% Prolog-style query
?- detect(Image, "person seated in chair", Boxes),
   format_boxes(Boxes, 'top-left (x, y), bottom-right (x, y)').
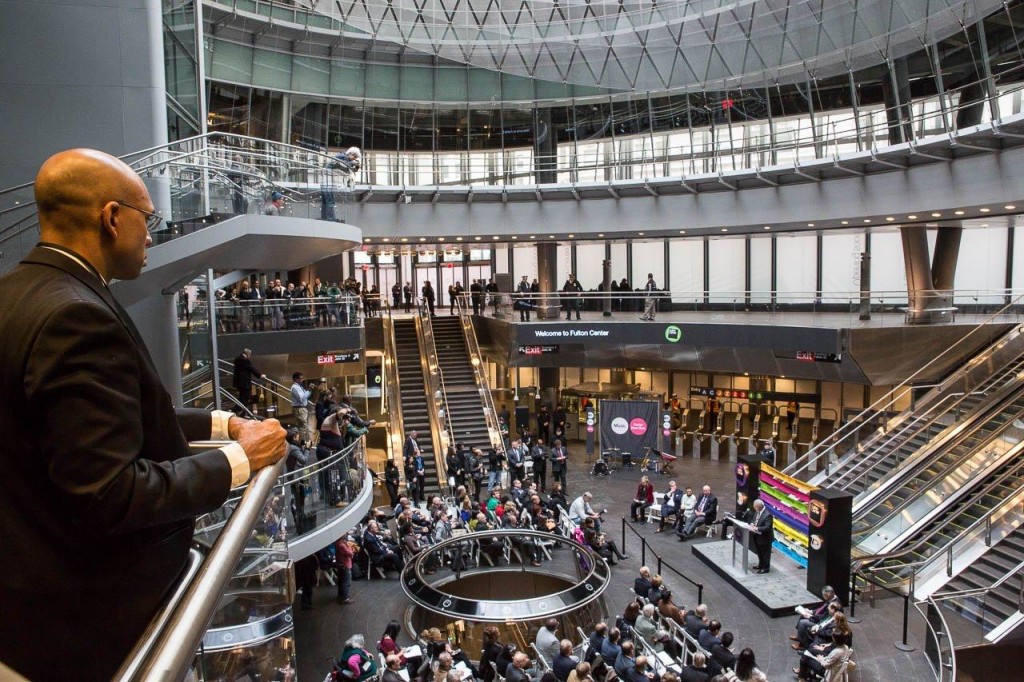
top-left (678, 485), bottom-right (718, 540)
top-left (794, 632), bottom-right (852, 682)
top-left (363, 521), bottom-right (403, 573)
top-left (656, 481), bottom-right (683, 532)
top-left (678, 652), bottom-right (710, 682)
top-left (599, 627), bottom-right (622, 666)
top-left (634, 565), bottom-right (653, 601)
top-left (552, 639), bottom-right (580, 682)
top-left (506, 651), bottom-right (540, 682)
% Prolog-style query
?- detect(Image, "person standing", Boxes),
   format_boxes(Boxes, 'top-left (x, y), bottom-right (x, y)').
top-left (516, 275), bottom-right (533, 321)
top-left (531, 437), bottom-right (549, 492)
top-left (750, 499), bottom-right (775, 573)
top-left (384, 460), bottom-right (401, 507)
top-left (561, 273), bottom-right (584, 320)
top-left (537, 404), bottom-right (552, 442)
top-left (551, 439), bottom-right (569, 491)
top-left (233, 348), bottom-right (266, 414)
top-left (422, 280), bottom-right (436, 316)
top-left (470, 279), bottom-right (485, 315)
top-left (787, 400), bottom-right (799, 434)
top-left (0, 149), bottom-right (287, 681)
top-left (506, 438), bottom-right (527, 484)
top-left (403, 281), bottom-right (413, 313)
top-left (290, 372), bottom-right (313, 444)
top-left (486, 278), bottom-right (500, 315)
top-left (639, 272), bottom-right (658, 321)
top-left (391, 282), bottom-right (402, 310)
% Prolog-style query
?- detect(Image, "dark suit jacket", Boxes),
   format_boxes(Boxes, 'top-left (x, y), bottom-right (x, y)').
top-left (0, 245), bottom-right (233, 681)
top-left (232, 352), bottom-right (261, 391)
top-left (679, 665), bottom-right (710, 682)
top-left (634, 576), bottom-right (653, 598)
top-left (692, 493), bottom-right (718, 523)
top-left (752, 506), bottom-right (775, 549)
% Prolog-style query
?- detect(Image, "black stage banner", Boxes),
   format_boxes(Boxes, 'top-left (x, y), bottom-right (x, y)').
top-left (598, 400), bottom-right (659, 455)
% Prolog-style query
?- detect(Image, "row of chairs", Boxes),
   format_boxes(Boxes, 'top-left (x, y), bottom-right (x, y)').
top-left (645, 496), bottom-right (718, 538)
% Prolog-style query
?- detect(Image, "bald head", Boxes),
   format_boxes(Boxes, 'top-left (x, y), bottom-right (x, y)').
top-left (34, 149), bottom-right (153, 281)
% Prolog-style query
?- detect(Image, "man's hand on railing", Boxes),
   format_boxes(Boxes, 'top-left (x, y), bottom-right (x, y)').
top-left (230, 417), bottom-right (288, 471)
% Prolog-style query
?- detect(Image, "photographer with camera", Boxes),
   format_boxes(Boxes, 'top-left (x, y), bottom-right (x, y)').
top-left (570, 491), bottom-right (612, 534)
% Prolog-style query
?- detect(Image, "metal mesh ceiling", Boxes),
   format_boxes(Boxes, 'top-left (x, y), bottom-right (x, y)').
top-left (300, 0), bottom-right (1001, 91)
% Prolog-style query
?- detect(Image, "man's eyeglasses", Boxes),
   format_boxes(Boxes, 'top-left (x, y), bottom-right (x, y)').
top-left (116, 201), bottom-right (164, 232)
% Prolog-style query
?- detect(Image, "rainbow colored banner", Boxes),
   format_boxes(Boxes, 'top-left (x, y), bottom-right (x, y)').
top-left (760, 463), bottom-right (816, 568)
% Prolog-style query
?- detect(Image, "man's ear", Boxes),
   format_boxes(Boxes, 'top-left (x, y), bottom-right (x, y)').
top-left (100, 201), bottom-right (120, 238)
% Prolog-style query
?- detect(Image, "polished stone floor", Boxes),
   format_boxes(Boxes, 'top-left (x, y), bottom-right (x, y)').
top-left (293, 452), bottom-right (937, 682)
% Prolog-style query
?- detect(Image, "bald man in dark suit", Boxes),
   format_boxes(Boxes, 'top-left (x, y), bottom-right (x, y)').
top-left (0, 149), bottom-right (287, 681)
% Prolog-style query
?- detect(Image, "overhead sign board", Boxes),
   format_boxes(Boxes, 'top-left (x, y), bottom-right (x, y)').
top-left (518, 345), bottom-right (559, 355)
top-left (317, 351), bottom-right (361, 365)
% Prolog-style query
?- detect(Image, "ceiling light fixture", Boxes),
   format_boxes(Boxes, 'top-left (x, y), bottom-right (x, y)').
top-left (954, 210), bottom-right (965, 215)
top-left (931, 212), bottom-right (942, 217)
top-left (980, 207), bottom-right (991, 212)
top-left (807, 223), bottom-right (815, 227)
top-left (1006, 205), bottom-right (1017, 210)
top-left (763, 225), bottom-right (771, 230)
top-left (885, 217), bottom-right (895, 222)
top-left (907, 215), bottom-right (918, 219)
top-left (840, 221), bottom-right (849, 225)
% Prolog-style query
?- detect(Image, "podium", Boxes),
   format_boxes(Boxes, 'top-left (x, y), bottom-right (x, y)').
top-left (728, 517), bottom-right (759, 575)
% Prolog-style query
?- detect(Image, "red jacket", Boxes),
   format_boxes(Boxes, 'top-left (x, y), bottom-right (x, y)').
top-left (635, 483), bottom-right (655, 505)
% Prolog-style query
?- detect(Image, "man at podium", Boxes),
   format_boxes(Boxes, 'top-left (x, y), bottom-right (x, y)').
top-left (750, 499), bottom-right (775, 574)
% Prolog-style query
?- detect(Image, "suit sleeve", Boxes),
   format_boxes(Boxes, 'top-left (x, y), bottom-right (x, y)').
top-left (25, 300), bottom-right (232, 536)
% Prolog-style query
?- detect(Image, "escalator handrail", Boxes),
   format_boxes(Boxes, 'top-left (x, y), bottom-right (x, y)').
top-left (826, 390), bottom-right (966, 490)
top-left (114, 457), bottom-right (287, 681)
top-left (413, 303), bottom-right (454, 489)
top-left (851, 381), bottom-right (1024, 520)
top-left (454, 297), bottom-right (508, 456)
top-left (786, 313), bottom-right (1024, 478)
top-left (854, 440), bottom-right (1024, 574)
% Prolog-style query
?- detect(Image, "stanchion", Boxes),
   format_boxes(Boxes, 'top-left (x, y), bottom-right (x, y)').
top-left (848, 571), bottom-right (862, 624)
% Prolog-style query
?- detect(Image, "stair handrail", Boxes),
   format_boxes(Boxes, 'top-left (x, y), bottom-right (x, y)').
top-left (454, 297), bottom-right (508, 457)
top-left (914, 594), bottom-right (958, 682)
top-left (785, 308), bottom-right (1024, 479)
top-left (114, 456), bottom-right (287, 680)
top-left (414, 303), bottom-right (454, 492)
top-left (930, 557), bottom-right (1024, 604)
top-left (851, 381), bottom-right (1024, 520)
top-left (902, 480), bottom-right (1024, 588)
top-left (853, 441), bottom-right (1024, 579)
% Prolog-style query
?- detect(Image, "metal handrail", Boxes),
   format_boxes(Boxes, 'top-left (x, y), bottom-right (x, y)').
top-left (414, 302), bottom-right (454, 490)
top-left (852, 390), bottom-right (1024, 531)
top-left (381, 309), bottom-right (408, 473)
top-left (786, 296), bottom-right (1024, 478)
top-left (115, 456), bottom-right (286, 681)
top-left (454, 296), bottom-right (508, 456)
top-left (854, 441), bottom-right (1024, 576)
top-left (915, 594), bottom-right (958, 682)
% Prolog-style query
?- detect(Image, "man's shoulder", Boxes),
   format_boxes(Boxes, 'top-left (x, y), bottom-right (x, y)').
top-left (0, 262), bottom-right (114, 333)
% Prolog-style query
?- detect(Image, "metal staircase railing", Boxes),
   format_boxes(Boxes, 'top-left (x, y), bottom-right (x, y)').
top-left (455, 297), bottom-right (508, 457)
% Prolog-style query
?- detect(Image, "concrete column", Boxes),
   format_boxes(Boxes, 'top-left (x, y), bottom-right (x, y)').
top-left (126, 293), bottom-right (183, 406)
top-left (932, 226), bottom-right (963, 291)
top-left (536, 242), bottom-right (560, 320)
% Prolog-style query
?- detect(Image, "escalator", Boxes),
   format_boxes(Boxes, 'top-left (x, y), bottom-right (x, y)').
top-left (857, 446), bottom-right (1024, 586)
top-left (810, 352), bottom-right (1024, 495)
top-left (854, 392), bottom-right (1024, 535)
top-left (431, 317), bottom-right (494, 452)
top-left (393, 318), bottom-right (442, 497)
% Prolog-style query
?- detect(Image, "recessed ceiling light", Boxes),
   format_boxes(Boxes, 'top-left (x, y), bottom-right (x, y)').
top-left (383, 237), bottom-right (390, 242)
top-left (840, 221), bottom-right (849, 225)
top-left (597, 233), bottom-right (604, 237)
top-left (763, 225), bottom-right (771, 230)
top-left (512, 236), bottom-right (518, 240)
top-left (549, 235), bottom-right (555, 239)
top-left (982, 223), bottom-right (989, 227)
top-left (954, 210), bottom-right (965, 215)
top-left (530, 235), bottom-right (536, 239)
top-left (931, 212), bottom-right (941, 217)
top-left (807, 223), bottom-right (815, 227)
top-left (401, 237), bottom-right (408, 242)
top-left (863, 219), bottom-right (871, 223)
top-left (721, 228), bottom-right (728, 232)
top-left (679, 230), bottom-right (687, 234)
top-left (456, 237), bottom-right (463, 241)
top-left (419, 237), bottom-right (426, 241)
top-left (638, 232), bottom-right (645, 236)
top-left (980, 207), bottom-right (991, 212)
top-left (438, 237), bottom-right (445, 241)
top-left (907, 215), bottom-right (917, 219)
top-left (493, 236), bottom-right (500, 240)
top-left (885, 217), bottom-right (895, 222)
top-left (1006, 205), bottom-right (1017, 210)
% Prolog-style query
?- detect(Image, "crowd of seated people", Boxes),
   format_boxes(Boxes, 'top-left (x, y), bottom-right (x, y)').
top-left (646, 480), bottom-right (719, 542)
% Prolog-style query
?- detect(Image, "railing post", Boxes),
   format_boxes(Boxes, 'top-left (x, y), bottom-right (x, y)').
top-left (848, 571), bottom-right (860, 622)
top-left (641, 539), bottom-right (646, 569)
top-left (657, 557), bottom-right (662, 576)
top-left (621, 517), bottom-right (626, 552)
top-left (896, 572), bottom-right (916, 652)
top-left (697, 583), bottom-right (704, 605)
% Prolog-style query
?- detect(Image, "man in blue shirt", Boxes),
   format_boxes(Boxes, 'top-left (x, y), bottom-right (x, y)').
top-left (290, 372), bottom-right (312, 444)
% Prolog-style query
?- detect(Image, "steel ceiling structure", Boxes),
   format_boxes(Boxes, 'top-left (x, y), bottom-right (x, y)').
top-left (298, 0), bottom-right (1002, 92)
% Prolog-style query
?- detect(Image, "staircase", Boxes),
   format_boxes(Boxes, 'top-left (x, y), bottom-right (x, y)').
top-left (431, 316), bottom-right (493, 453)
top-left (940, 526), bottom-right (1024, 631)
top-left (392, 318), bottom-right (442, 497)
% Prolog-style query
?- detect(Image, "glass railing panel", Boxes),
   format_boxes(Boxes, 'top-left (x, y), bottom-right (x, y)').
top-left (184, 295), bottom-right (364, 334)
